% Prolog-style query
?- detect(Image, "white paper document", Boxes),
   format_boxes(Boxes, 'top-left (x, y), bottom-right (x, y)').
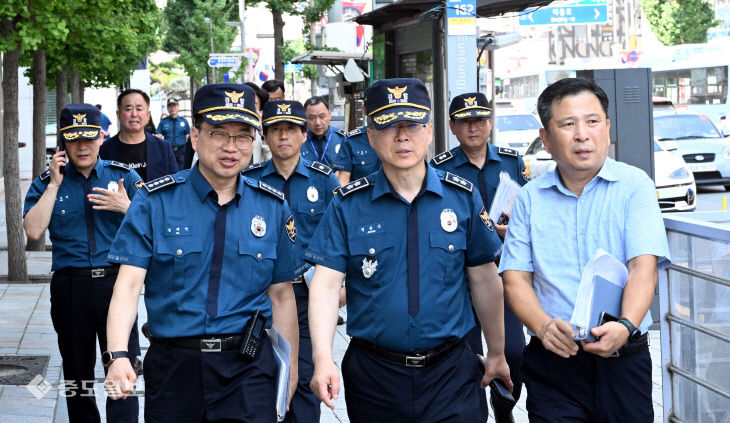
top-left (488, 171), bottom-right (522, 222)
top-left (267, 326), bottom-right (291, 422)
top-left (570, 249), bottom-right (628, 340)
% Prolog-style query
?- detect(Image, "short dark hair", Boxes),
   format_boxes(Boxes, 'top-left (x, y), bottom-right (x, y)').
top-left (244, 82), bottom-right (269, 109)
top-left (95, 104), bottom-right (102, 110)
top-left (304, 96), bottom-right (329, 111)
top-left (117, 88), bottom-right (151, 109)
top-left (261, 79), bottom-right (285, 94)
top-left (536, 77), bottom-right (609, 130)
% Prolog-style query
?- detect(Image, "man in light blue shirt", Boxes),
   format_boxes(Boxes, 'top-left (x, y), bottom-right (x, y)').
top-left (499, 78), bottom-right (670, 423)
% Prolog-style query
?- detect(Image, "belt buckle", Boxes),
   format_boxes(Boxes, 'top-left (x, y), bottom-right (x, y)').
top-left (405, 355), bottom-right (425, 367)
top-left (91, 268), bottom-right (105, 278)
top-left (200, 339), bottom-right (222, 352)
top-left (609, 349), bottom-right (621, 358)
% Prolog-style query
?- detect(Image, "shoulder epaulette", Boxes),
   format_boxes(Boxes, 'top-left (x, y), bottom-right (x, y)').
top-left (431, 150), bottom-right (454, 166)
top-left (241, 162), bottom-right (265, 174)
top-left (256, 181), bottom-right (285, 201)
top-left (444, 172), bottom-right (473, 192)
top-left (347, 128), bottom-right (362, 137)
top-left (40, 169), bottom-right (51, 181)
top-left (144, 174), bottom-right (179, 193)
top-left (498, 147), bottom-right (517, 157)
top-left (108, 160), bottom-right (131, 171)
top-left (335, 177), bottom-right (371, 197)
top-left (309, 161), bottom-right (332, 176)
top-left (336, 128), bottom-right (348, 136)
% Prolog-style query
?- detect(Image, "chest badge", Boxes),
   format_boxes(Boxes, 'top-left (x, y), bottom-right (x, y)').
top-left (307, 186), bottom-right (319, 203)
top-left (107, 181), bottom-right (119, 193)
top-left (440, 209), bottom-right (458, 232)
top-left (251, 215), bottom-right (267, 238)
top-left (180, 121), bottom-right (185, 127)
top-left (362, 257), bottom-right (378, 279)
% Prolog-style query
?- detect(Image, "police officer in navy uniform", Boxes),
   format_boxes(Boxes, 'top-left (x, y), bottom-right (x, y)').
top-left (104, 83), bottom-right (302, 422)
top-left (156, 98), bottom-right (191, 170)
top-left (243, 100), bottom-right (340, 423)
top-left (306, 78), bottom-right (512, 423)
top-left (333, 107), bottom-right (380, 185)
top-left (431, 92), bottom-right (530, 422)
top-left (23, 104), bottom-right (143, 422)
top-left (301, 96), bottom-right (347, 167)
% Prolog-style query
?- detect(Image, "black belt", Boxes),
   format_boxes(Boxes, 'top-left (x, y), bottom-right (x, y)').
top-left (55, 266), bottom-right (118, 278)
top-left (152, 334), bottom-right (244, 352)
top-left (351, 337), bottom-right (463, 368)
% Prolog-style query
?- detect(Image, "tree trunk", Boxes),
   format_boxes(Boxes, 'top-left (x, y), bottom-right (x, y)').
top-left (2, 21), bottom-right (29, 281)
top-left (70, 67), bottom-right (81, 103)
top-left (56, 64), bottom-right (68, 121)
top-left (190, 76), bottom-right (198, 106)
top-left (28, 49), bottom-right (46, 252)
top-left (79, 80), bottom-right (85, 103)
top-left (273, 9), bottom-right (285, 82)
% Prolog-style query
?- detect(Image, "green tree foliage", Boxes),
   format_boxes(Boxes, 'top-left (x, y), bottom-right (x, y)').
top-left (641, 0), bottom-right (719, 45)
top-left (163, 0), bottom-right (239, 86)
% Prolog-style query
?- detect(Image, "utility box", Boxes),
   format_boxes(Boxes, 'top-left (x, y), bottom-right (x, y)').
top-left (576, 68), bottom-right (655, 181)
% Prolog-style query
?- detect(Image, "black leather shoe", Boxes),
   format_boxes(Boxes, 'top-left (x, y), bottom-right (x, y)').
top-left (491, 397), bottom-right (515, 423)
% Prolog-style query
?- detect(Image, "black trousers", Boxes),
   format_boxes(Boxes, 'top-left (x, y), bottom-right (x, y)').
top-left (342, 339), bottom-right (482, 423)
top-left (282, 282), bottom-right (320, 423)
top-left (464, 299), bottom-right (525, 419)
top-left (522, 337), bottom-right (653, 423)
top-left (173, 144), bottom-right (187, 171)
top-left (143, 336), bottom-right (277, 423)
top-left (50, 271), bottom-right (140, 423)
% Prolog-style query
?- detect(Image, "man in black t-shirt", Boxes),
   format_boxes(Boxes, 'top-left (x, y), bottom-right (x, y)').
top-left (100, 89), bottom-right (178, 182)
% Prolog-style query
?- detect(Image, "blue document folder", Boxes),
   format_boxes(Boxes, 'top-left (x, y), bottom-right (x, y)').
top-left (573, 275), bottom-right (624, 343)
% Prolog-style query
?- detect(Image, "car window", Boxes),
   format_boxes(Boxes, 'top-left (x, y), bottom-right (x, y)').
top-left (526, 138), bottom-right (544, 155)
top-left (496, 115), bottom-right (542, 131)
top-left (654, 114), bottom-right (723, 140)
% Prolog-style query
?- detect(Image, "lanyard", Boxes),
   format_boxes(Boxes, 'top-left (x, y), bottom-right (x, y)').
top-left (309, 130), bottom-right (332, 163)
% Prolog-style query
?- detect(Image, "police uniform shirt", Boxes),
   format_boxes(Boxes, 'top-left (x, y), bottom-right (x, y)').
top-left (498, 158), bottom-right (671, 335)
top-left (301, 126), bottom-right (346, 168)
top-left (107, 164), bottom-right (304, 338)
top-left (242, 159), bottom-right (340, 252)
top-left (431, 144), bottom-right (530, 211)
top-left (333, 126), bottom-right (380, 181)
top-left (23, 160), bottom-right (142, 270)
top-left (305, 164), bottom-right (503, 351)
top-left (157, 115), bottom-right (190, 147)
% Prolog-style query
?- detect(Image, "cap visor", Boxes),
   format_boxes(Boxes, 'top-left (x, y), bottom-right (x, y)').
top-left (201, 110), bottom-right (261, 131)
top-left (451, 108), bottom-right (492, 119)
top-left (61, 128), bottom-right (100, 141)
top-left (262, 116), bottom-right (306, 127)
top-left (370, 106), bottom-right (430, 130)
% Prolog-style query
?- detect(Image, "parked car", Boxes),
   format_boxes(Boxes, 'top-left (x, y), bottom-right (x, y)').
top-left (653, 112), bottom-right (730, 191)
top-left (492, 111), bottom-right (542, 155)
top-left (522, 137), bottom-right (696, 212)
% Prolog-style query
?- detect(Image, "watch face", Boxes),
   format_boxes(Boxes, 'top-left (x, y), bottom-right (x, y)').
top-left (102, 351), bottom-right (113, 366)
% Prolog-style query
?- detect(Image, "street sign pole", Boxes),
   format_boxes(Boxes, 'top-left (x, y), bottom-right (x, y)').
top-left (446, 0), bottom-right (477, 149)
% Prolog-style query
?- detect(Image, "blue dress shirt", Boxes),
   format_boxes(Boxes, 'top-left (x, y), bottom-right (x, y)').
top-left (305, 164), bottom-right (503, 351)
top-left (498, 158), bottom-right (671, 334)
top-left (301, 126), bottom-right (346, 167)
top-left (23, 160), bottom-right (142, 270)
top-left (156, 115), bottom-right (190, 147)
top-left (333, 126), bottom-right (380, 180)
top-left (107, 164), bottom-right (305, 338)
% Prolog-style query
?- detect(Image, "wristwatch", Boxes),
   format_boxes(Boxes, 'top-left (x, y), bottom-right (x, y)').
top-left (102, 350), bottom-right (130, 367)
top-left (618, 318), bottom-right (641, 342)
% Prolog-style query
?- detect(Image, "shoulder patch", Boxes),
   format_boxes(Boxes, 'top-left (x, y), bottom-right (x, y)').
top-left (257, 181), bottom-right (285, 201)
top-left (309, 161), bottom-right (333, 176)
top-left (135, 180), bottom-right (145, 189)
top-left (144, 175), bottom-right (178, 193)
top-left (444, 172), bottom-right (473, 192)
top-left (334, 177), bottom-right (371, 197)
top-left (40, 169), bottom-right (51, 181)
top-left (108, 160), bottom-right (131, 171)
top-left (241, 162), bottom-right (265, 174)
top-left (336, 128), bottom-right (348, 136)
top-left (498, 147), bottom-right (517, 157)
top-left (347, 128), bottom-right (362, 137)
top-left (431, 150), bottom-right (454, 166)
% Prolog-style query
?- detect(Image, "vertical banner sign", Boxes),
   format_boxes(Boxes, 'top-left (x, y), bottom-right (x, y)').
top-left (446, 0), bottom-right (477, 148)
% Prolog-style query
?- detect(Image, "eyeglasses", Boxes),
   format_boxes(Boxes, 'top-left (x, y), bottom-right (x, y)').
top-left (208, 131), bottom-right (254, 149)
top-left (379, 123), bottom-right (427, 138)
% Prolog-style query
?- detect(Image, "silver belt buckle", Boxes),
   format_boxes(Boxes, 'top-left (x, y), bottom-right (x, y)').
top-left (200, 339), bottom-right (222, 352)
top-left (91, 268), bottom-right (105, 278)
top-left (405, 355), bottom-right (425, 367)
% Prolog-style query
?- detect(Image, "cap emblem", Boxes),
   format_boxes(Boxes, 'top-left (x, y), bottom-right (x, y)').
top-left (464, 96), bottom-right (477, 107)
top-left (225, 90), bottom-right (245, 107)
top-left (387, 86), bottom-right (408, 103)
top-left (72, 114), bottom-right (87, 125)
top-left (277, 104), bottom-right (291, 114)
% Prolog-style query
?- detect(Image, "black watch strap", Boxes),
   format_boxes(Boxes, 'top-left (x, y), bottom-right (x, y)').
top-left (102, 350), bottom-right (130, 367)
top-left (618, 318), bottom-right (641, 342)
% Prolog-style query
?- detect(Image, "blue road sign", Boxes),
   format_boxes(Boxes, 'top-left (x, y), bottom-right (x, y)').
top-left (520, 2), bottom-right (608, 26)
top-left (207, 56), bottom-right (240, 67)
